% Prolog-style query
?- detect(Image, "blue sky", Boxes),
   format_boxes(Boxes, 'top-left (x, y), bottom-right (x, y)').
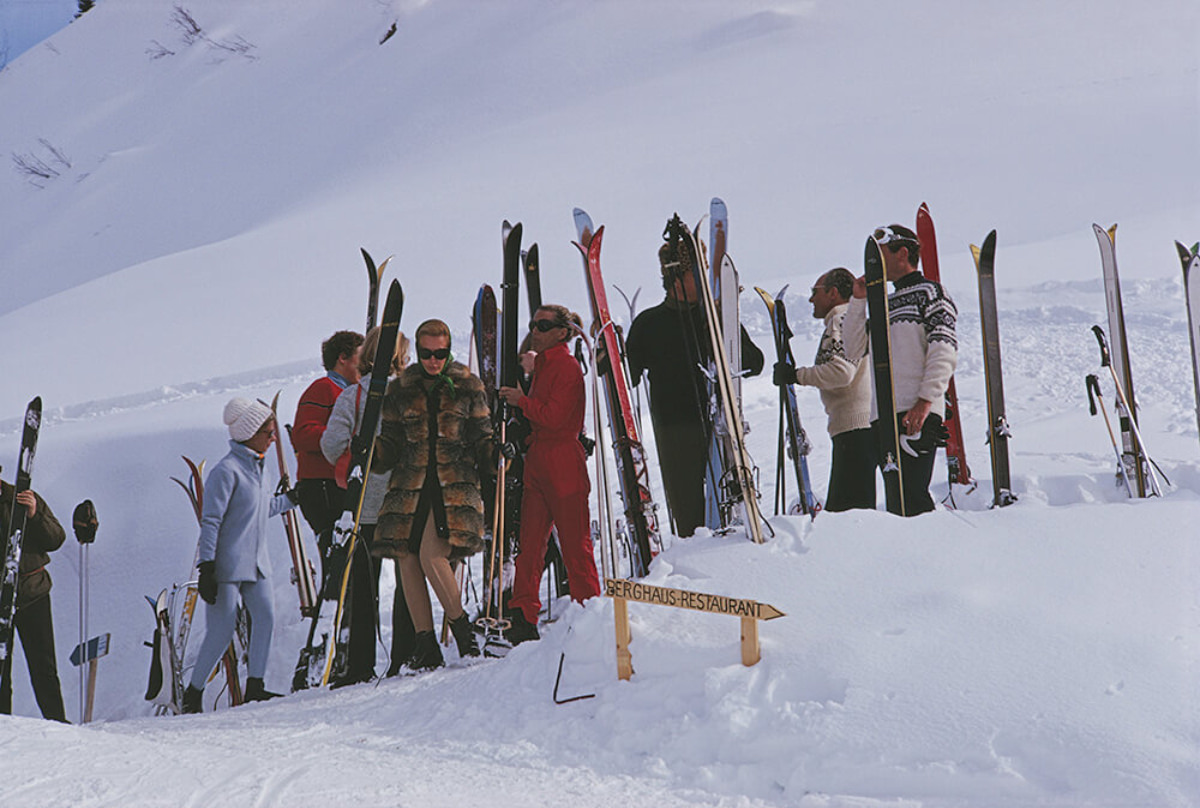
top-left (0, 0), bottom-right (75, 64)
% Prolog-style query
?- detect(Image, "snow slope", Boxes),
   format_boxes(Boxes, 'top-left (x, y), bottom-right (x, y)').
top-left (0, 1), bottom-right (1197, 806)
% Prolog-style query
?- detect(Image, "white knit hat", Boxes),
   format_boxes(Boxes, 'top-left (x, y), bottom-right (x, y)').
top-left (223, 397), bottom-right (273, 442)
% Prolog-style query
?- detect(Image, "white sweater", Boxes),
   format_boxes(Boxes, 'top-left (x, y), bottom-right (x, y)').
top-left (794, 303), bottom-right (872, 436)
top-left (842, 272), bottom-right (958, 421)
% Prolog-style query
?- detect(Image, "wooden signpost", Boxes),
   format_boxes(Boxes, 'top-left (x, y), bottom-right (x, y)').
top-left (603, 578), bottom-right (785, 680)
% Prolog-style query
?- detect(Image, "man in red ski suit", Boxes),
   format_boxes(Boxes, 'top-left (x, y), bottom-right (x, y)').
top-left (499, 305), bottom-right (600, 643)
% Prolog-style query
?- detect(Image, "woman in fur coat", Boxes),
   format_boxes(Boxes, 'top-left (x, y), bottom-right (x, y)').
top-left (372, 318), bottom-right (492, 670)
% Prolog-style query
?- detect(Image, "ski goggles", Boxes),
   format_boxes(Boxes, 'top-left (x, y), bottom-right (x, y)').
top-left (417, 347), bottom-right (451, 360)
top-left (529, 318), bottom-right (566, 333)
top-left (873, 226), bottom-right (919, 250)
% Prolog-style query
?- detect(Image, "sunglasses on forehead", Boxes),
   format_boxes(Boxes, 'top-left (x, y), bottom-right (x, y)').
top-left (873, 226), bottom-right (918, 250)
top-left (529, 318), bottom-right (565, 333)
top-left (417, 347), bottom-right (451, 360)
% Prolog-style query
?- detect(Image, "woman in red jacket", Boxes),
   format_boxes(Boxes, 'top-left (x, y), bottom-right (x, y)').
top-left (499, 304), bottom-right (600, 644)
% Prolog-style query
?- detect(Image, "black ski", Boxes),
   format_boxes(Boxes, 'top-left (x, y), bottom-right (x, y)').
top-left (311, 280), bottom-right (403, 687)
top-left (864, 238), bottom-right (905, 514)
top-left (754, 287), bottom-right (819, 517)
top-left (973, 230), bottom-right (1016, 507)
top-left (0, 397), bottom-right (42, 669)
top-left (361, 248), bottom-right (393, 332)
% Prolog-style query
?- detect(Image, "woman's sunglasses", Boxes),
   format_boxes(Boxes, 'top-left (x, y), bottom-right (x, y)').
top-left (417, 347), bottom-right (451, 360)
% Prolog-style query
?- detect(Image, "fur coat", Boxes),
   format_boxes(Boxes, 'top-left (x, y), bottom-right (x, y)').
top-left (373, 361), bottom-right (492, 559)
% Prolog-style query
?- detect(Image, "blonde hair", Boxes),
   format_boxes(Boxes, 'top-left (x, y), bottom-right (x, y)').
top-left (415, 318), bottom-right (452, 345)
top-left (358, 326), bottom-right (411, 377)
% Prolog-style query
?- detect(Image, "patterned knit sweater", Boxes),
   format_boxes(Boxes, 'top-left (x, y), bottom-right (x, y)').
top-left (842, 271), bottom-right (958, 421)
top-left (794, 303), bottom-right (872, 436)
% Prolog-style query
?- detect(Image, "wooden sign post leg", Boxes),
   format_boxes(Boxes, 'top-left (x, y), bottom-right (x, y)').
top-left (84, 658), bottom-right (98, 723)
top-left (740, 616), bottom-right (761, 667)
top-left (614, 596), bottom-right (633, 680)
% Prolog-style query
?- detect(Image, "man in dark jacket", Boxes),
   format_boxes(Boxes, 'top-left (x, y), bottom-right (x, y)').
top-left (625, 219), bottom-right (764, 537)
top-left (0, 480), bottom-right (67, 721)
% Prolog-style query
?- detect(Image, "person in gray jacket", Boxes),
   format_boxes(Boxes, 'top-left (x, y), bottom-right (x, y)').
top-left (182, 397), bottom-right (299, 713)
top-left (320, 326), bottom-right (414, 682)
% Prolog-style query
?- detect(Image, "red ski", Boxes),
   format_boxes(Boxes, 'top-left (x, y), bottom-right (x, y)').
top-left (573, 209), bottom-right (661, 577)
top-left (916, 203), bottom-right (975, 494)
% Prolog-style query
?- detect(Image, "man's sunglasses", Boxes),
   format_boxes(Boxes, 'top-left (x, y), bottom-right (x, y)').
top-left (873, 226), bottom-right (918, 251)
top-left (417, 347), bottom-right (451, 360)
top-left (529, 318), bottom-right (565, 333)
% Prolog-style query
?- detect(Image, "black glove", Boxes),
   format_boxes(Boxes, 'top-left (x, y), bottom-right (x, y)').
top-left (350, 434), bottom-right (372, 468)
top-left (899, 412), bottom-right (948, 458)
top-left (772, 360), bottom-right (798, 387)
top-left (197, 561), bottom-right (217, 605)
top-left (578, 432), bottom-right (596, 458)
top-left (284, 486), bottom-right (301, 506)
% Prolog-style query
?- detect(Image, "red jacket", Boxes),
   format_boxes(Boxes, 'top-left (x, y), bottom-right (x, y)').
top-left (291, 374), bottom-right (346, 480)
top-left (520, 342), bottom-right (585, 446)
top-left (518, 342), bottom-right (589, 498)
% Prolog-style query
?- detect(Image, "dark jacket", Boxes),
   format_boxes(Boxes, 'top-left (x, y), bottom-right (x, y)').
top-left (625, 299), bottom-right (764, 426)
top-left (373, 361), bottom-right (493, 560)
top-left (0, 481), bottom-right (65, 608)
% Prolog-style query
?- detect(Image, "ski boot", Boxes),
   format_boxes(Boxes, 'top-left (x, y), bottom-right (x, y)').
top-left (504, 610), bottom-right (539, 645)
top-left (181, 685), bottom-right (203, 715)
top-left (449, 613), bottom-right (480, 659)
top-left (244, 677), bottom-right (283, 702)
top-left (406, 631), bottom-right (445, 672)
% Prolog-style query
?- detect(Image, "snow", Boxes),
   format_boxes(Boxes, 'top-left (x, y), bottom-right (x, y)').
top-left (0, 1), bottom-right (1198, 806)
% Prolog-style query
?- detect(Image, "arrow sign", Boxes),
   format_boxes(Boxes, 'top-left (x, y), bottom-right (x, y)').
top-left (70, 633), bottom-right (110, 667)
top-left (604, 578), bottom-right (785, 621)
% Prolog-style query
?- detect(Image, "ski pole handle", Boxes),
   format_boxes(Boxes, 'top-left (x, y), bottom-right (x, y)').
top-left (1085, 374), bottom-right (1100, 416)
top-left (1091, 325), bottom-right (1112, 368)
top-left (72, 500), bottom-right (98, 544)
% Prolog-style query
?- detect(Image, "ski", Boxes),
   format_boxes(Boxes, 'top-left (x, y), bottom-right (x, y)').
top-left (522, 242), bottom-right (541, 318)
top-left (319, 279), bottom-right (404, 686)
top-left (271, 392), bottom-right (318, 616)
top-left (0, 397), bottom-right (42, 669)
top-left (916, 203), bottom-right (974, 494)
top-left (1175, 241), bottom-right (1200, 445)
top-left (519, 242), bottom-right (570, 601)
top-left (476, 224), bottom-right (526, 653)
top-left (573, 208), bottom-right (663, 570)
top-left (704, 198), bottom-right (744, 529)
top-left (1093, 224), bottom-right (1146, 496)
top-left (361, 248), bottom-right (393, 332)
top-left (1091, 325), bottom-right (1164, 496)
top-left (754, 286), bottom-right (819, 517)
top-left (973, 230), bottom-right (1017, 508)
top-left (864, 237), bottom-right (905, 514)
top-left (673, 214), bottom-right (764, 543)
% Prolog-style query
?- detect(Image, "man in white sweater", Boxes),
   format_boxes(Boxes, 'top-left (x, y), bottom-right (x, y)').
top-left (773, 268), bottom-right (875, 511)
top-left (843, 225), bottom-right (957, 516)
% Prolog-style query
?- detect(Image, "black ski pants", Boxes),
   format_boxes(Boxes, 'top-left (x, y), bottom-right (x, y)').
top-left (826, 427), bottom-right (877, 512)
top-left (873, 416), bottom-right (936, 517)
top-left (0, 593), bottom-right (67, 722)
top-left (652, 419), bottom-right (708, 538)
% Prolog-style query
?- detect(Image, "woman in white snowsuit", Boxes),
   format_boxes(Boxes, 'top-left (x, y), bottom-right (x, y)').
top-left (182, 397), bottom-right (299, 713)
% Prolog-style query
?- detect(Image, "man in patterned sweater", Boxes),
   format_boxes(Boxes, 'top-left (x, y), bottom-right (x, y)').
top-left (843, 225), bottom-right (957, 516)
top-left (773, 267), bottom-right (874, 511)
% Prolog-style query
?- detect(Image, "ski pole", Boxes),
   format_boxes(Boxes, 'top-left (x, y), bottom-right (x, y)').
top-left (72, 500), bottom-right (98, 723)
top-left (1085, 374), bottom-right (1134, 497)
top-left (1091, 326), bottom-right (1164, 495)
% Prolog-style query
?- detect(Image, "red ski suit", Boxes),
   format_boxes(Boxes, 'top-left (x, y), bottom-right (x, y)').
top-left (510, 342), bottom-right (600, 624)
